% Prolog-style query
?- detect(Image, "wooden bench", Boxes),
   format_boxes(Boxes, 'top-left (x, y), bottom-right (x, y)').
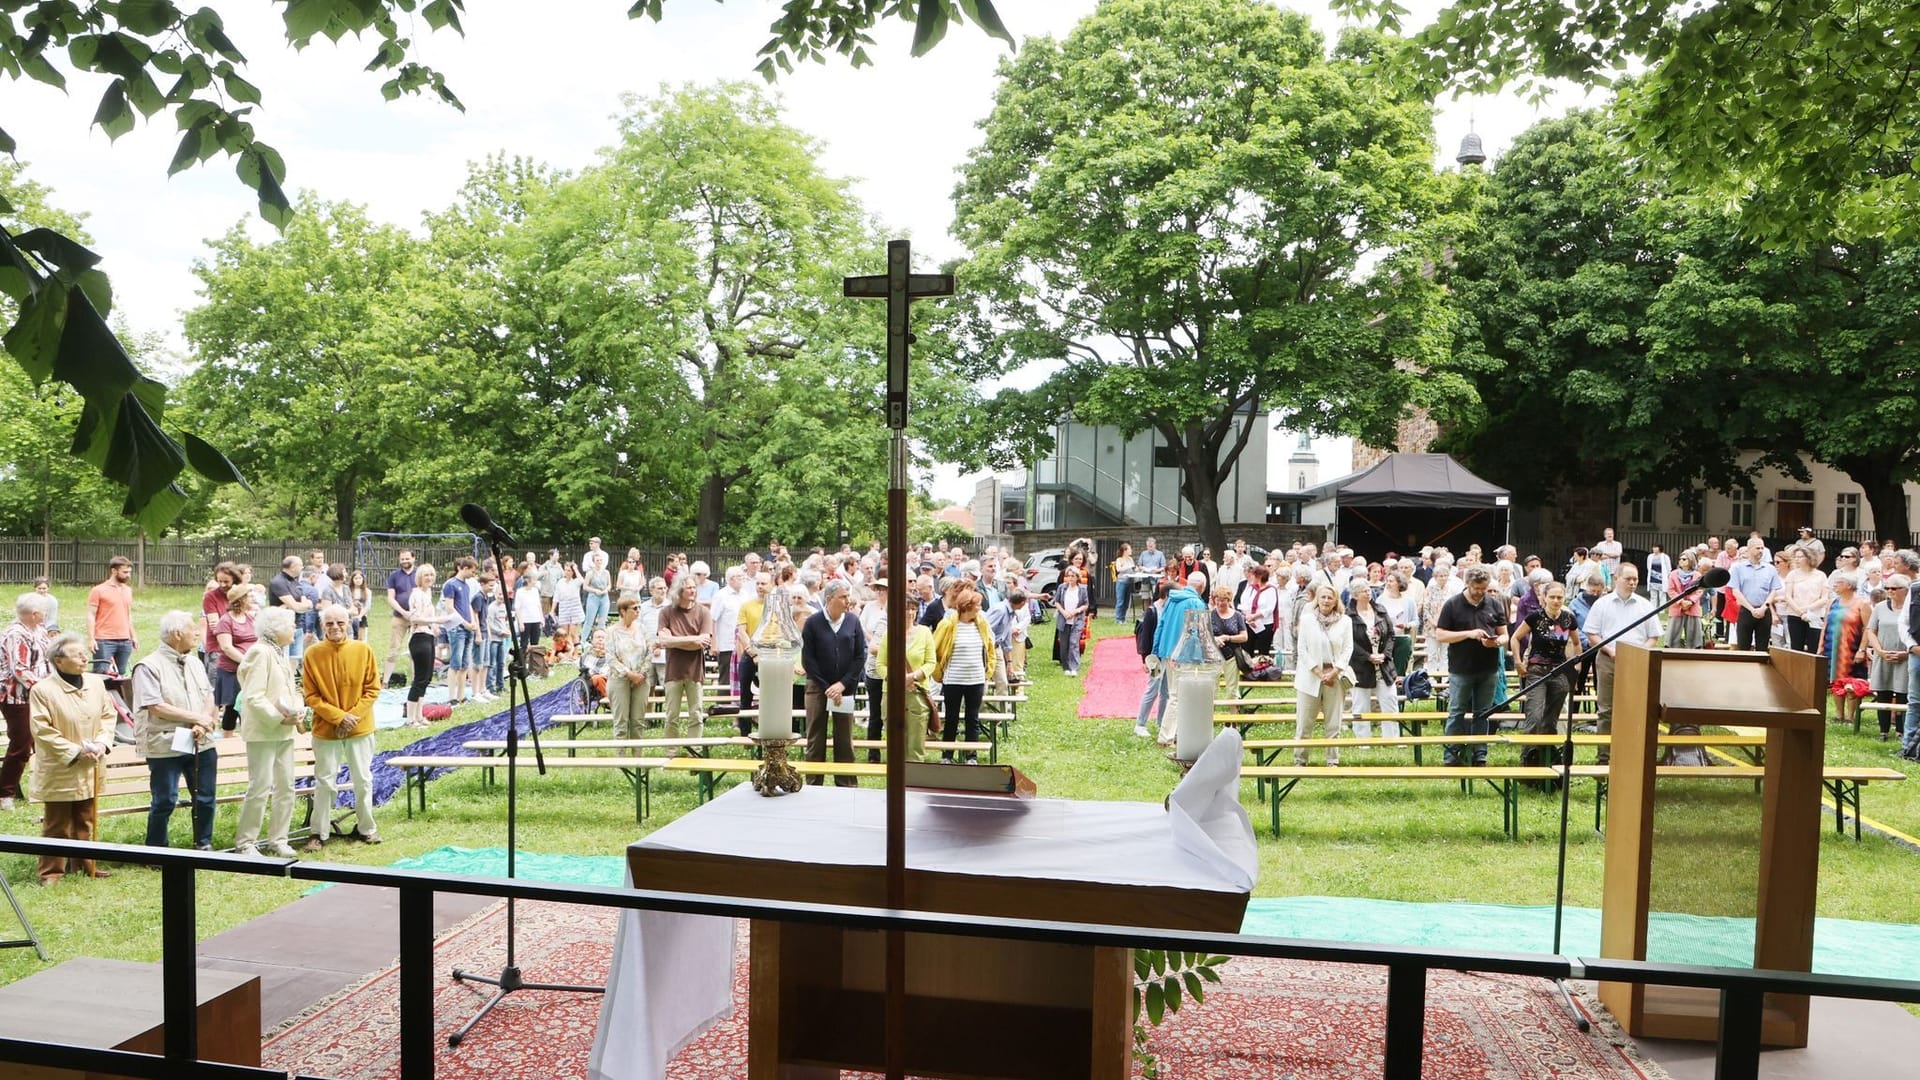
top-left (1566, 763), bottom-right (1908, 838)
top-left (97, 732), bottom-right (354, 838)
top-left (663, 756), bottom-right (889, 802)
top-left (1239, 735), bottom-right (1506, 798)
top-left (556, 709), bottom-right (1015, 761)
top-left (1217, 712), bottom-right (1522, 763)
top-left (1240, 764), bottom-right (1567, 839)
top-left (1859, 700), bottom-right (1905, 735)
top-left (384, 753), bottom-right (668, 821)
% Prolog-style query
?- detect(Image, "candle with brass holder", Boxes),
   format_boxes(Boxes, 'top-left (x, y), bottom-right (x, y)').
top-left (749, 586), bottom-right (805, 796)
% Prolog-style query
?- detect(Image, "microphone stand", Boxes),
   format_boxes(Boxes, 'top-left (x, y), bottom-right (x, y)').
top-left (1474, 573), bottom-right (1722, 1034)
top-left (448, 531), bottom-right (603, 1047)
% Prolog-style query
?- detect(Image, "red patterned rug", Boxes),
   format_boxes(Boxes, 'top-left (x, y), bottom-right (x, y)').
top-left (263, 902), bottom-right (1669, 1079)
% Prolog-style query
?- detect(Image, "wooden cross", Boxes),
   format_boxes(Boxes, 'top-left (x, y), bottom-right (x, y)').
top-left (843, 239), bottom-right (954, 429)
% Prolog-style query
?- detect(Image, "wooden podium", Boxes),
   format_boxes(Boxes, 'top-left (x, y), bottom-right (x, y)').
top-left (625, 787), bottom-right (1250, 1080)
top-left (1598, 644), bottom-right (1825, 1047)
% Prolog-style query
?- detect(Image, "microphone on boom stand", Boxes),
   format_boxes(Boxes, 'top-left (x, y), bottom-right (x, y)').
top-left (1468, 563), bottom-right (1730, 1032)
top-left (447, 502), bottom-right (601, 1046)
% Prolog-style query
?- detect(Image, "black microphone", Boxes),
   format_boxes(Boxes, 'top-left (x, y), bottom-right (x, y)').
top-left (460, 503), bottom-right (517, 548)
top-left (1695, 566), bottom-right (1731, 591)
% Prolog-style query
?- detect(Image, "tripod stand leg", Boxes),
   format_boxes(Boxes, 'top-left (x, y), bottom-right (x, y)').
top-left (0, 870), bottom-right (48, 962)
top-left (1554, 977), bottom-right (1592, 1032)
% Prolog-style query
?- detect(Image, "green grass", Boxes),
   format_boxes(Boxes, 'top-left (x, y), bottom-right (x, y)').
top-left (0, 591), bottom-right (1913, 995)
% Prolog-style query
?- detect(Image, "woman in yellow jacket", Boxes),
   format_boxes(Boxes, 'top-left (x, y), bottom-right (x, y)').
top-left (29, 633), bottom-right (116, 884)
top-left (931, 584), bottom-right (996, 763)
top-left (877, 622), bottom-right (937, 763)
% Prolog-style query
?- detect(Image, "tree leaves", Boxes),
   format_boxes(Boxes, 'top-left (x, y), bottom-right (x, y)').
top-left (951, 0), bottom-right (1457, 551)
top-left (1336, 0), bottom-right (1920, 244)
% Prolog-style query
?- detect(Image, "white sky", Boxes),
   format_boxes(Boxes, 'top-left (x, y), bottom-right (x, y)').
top-left (5, 0), bottom-right (1593, 504)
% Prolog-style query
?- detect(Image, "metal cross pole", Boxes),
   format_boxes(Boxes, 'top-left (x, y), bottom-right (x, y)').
top-left (843, 238), bottom-right (954, 1080)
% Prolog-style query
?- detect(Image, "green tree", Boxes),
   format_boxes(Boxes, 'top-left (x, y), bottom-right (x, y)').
top-left (1338, 0), bottom-right (1920, 244)
top-left (179, 195), bottom-right (428, 540)
top-left (950, 0), bottom-right (1466, 554)
top-left (1444, 108), bottom-right (1920, 539)
top-left (538, 82), bottom-right (896, 548)
top-left (0, 0), bottom-right (1007, 529)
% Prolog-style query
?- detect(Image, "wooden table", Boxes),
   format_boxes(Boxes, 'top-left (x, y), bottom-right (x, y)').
top-left (623, 785), bottom-right (1251, 1080)
top-left (0, 957), bottom-right (260, 1080)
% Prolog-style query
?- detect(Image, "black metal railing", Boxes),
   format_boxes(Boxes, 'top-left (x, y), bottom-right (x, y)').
top-left (1, 836), bottom-right (1916, 1080)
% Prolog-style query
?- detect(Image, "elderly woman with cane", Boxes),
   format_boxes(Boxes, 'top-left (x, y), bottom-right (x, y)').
top-left (30, 633), bottom-right (117, 884)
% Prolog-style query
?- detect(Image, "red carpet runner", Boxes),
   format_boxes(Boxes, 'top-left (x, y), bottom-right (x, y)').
top-left (1077, 635), bottom-right (1148, 719)
top-left (263, 901), bottom-right (1667, 1079)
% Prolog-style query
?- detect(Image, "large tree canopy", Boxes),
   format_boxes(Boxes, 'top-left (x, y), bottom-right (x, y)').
top-left (0, 0), bottom-right (1007, 531)
top-left (1338, 0), bottom-right (1920, 244)
top-left (950, 0), bottom-right (1468, 554)
top-left (171, 83), bottom-right (953, 547)
top-left (1443, 107), bottom-right (1920, 540)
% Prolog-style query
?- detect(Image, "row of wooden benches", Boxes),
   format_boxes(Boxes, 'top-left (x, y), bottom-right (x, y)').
top-left (387, 734), bottom-right (999, 821)
top-left (381, 730), bottom-right (1904, 843)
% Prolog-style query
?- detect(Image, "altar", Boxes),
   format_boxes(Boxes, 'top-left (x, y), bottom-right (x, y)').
top-left (589, 736), bottom-right (1255, 1080)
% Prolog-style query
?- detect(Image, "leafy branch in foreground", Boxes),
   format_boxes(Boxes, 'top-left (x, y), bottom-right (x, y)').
top-left (0, 204), bottom-right (246, 533)
top-left (1132, 949), bottom-right (1229, 1078)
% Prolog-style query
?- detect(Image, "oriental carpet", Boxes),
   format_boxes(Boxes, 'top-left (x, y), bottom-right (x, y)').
top-left (262, 900), bottom-right (1669, 1079)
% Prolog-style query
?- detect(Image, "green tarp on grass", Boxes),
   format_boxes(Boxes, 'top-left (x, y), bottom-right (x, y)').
top-left (377, 847), bottom-right (1920, 982)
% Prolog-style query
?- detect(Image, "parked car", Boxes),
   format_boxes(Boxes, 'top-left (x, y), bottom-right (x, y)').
top-left (1021, 548), bottom-right (1067, 605)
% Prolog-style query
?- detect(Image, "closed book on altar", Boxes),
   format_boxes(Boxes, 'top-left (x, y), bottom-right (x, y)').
top-left (903, 761), bottom-right (1036, 798)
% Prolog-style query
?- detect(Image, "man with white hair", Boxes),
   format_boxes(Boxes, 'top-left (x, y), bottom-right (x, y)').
top-left (688, 560), bottom-right (718, 606)
top-left (711, 566), bottom-right (748, 709)
top-left (303, 605), bottom-right (383, 850)
top-left (131, 610), bottom-right (221, 850)
top-left (801, 579), bottom-right (865, 785)
top-left (1890, 550), bottom-right (1920, 760)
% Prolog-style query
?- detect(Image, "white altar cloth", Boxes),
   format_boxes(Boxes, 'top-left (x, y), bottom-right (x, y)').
top-left (587, 730), bottom-right (1252, 1080)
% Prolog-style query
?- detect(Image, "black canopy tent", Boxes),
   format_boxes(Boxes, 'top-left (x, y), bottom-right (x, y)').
top-left (1305, 453), bottom-right (1511, 557)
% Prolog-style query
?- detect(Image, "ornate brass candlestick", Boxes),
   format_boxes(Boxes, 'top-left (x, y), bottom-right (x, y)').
top-left (752, 737), bottom-right (803, 796)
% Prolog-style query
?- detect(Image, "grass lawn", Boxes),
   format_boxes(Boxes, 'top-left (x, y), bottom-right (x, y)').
top-left (0, 586), bottom-right (1912, 993)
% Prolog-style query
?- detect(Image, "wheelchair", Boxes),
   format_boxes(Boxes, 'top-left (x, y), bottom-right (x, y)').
top-left (569, 665), bottom-right (610, 716)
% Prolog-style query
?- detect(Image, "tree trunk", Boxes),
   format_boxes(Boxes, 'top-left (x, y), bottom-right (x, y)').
top-left (1176, 435), bottom-right (1230, 558)
top-left (1836, 456), bottom-right (1912, 544)
top-left (334, 468), bottom-right (359, 541)
top-left (696, 471), bottom-right (727, 549)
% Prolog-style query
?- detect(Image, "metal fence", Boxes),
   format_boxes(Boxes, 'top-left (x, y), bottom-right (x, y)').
top-left (0, 836), bottom-right (1913, 1079)
top-left (0, 537), bottom-right (770, 588)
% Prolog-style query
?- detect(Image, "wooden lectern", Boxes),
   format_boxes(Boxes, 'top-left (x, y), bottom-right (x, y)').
top-left (625, 787), bottom-right (1250, 1080)
top-left (1598, 644), bottom-right (1825, 1047)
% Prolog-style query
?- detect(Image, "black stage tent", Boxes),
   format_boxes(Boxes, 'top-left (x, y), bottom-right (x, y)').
top-left (1305, 453), bottom-right (1511, 558)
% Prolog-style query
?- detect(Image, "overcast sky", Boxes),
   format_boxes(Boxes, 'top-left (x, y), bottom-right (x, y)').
top-left (6, 0), bottom-right (1592, 504)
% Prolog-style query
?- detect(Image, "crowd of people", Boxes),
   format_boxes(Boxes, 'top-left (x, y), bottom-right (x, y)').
top-left (1118, 528), bottom-right (1920, 767)
top-left (3, 526), bottom-right (1915, 876)
top-left (0, 537), bottom-right (1055, 871)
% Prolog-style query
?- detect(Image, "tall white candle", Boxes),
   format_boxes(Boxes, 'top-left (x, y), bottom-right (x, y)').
top-left (1174, 670), bottom-right (1216, 762)
top-left (756, 649), bottom-right (797, 740)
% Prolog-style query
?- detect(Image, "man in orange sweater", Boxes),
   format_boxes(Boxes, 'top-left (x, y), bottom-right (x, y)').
top-left (303, 606), bottom-right (383, 852)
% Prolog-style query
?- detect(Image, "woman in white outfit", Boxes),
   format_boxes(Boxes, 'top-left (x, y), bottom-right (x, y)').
top-left (1291, 584), bottom-right (1354, 765)
top-left (234, 607), bottom-right (305, 857)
